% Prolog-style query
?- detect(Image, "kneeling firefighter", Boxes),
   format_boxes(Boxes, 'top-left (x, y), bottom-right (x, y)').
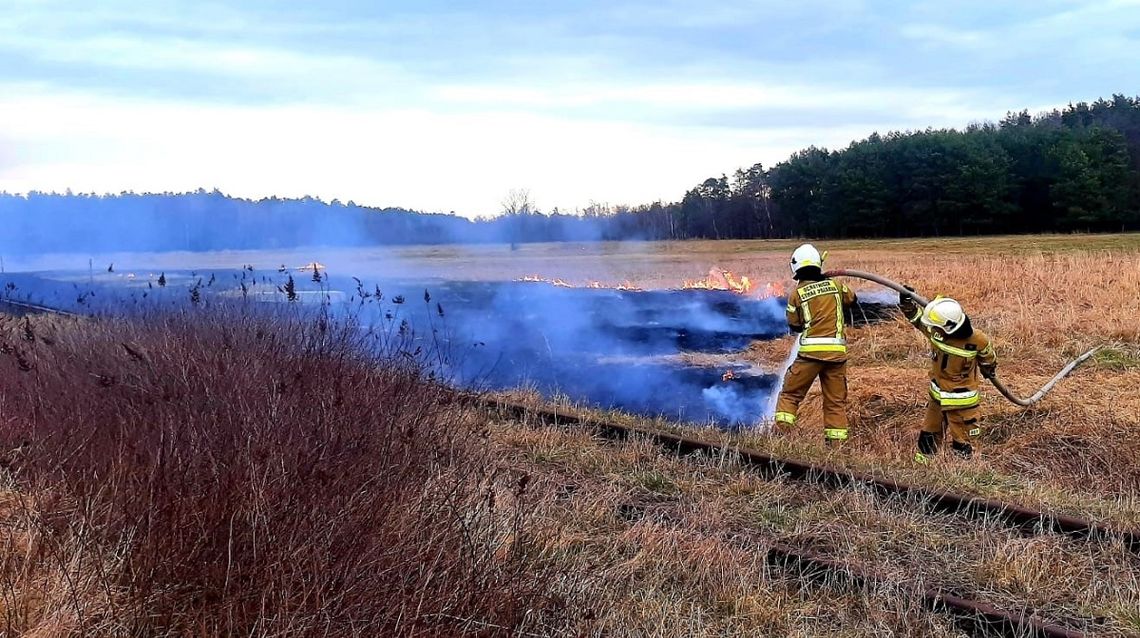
top-left (774, 244), bottom-right (857, 443)
top-left (899, 292), bottom-right (997, 463)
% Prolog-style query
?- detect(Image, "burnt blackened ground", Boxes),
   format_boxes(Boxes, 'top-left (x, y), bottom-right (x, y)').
top-left (1, 269), bottom-right (893, 426)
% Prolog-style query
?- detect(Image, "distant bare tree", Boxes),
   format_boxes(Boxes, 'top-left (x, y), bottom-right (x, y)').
top-left (501, 188), bottom-right (535, 216)
top-left (501, 189), bottom-right (536, 251)
top-left (582, 201), bottom-right (611, 218)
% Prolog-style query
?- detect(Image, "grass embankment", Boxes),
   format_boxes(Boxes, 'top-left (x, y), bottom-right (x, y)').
top-left (484, 407), bottom-right (1140, 636)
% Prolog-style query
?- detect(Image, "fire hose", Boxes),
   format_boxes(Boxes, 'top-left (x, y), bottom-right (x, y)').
top-left (823, 268), bottom-right (1101, 408)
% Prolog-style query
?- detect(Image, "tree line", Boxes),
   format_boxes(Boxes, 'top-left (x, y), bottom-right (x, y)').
top-left (0, 190), bottom-right (628, 255)
top-left (2, 93), bottom-right (1138, 254)
top-left (658, 93), bottom-right (1140, 239)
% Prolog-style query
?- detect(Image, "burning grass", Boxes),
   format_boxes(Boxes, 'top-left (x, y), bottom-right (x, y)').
top-left (388, 236), bottom-right (1140, 484)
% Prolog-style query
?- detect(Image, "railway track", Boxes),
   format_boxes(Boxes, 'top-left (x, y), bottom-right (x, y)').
top-left (473, 398), bottom-right (1139, 549)
top-left (759, 538), bottom-right (1090, 638)
top-left (0, 297), bottom-right (82, 317)
top-left (472, 396), bottom-right (1139, 638)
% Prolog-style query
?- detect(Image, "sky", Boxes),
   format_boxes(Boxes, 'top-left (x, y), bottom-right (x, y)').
top-left (1, 0), bottom-right (1138, 218)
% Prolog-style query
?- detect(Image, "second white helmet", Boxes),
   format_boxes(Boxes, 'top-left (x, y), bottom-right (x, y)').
top-left (789, 243), bottom-right (824, 275)
top-left (921, 297), bottom-right (966, 334)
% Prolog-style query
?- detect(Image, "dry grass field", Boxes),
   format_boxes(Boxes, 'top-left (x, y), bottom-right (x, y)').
top-left (1, 233), bottom-right (1138, 636)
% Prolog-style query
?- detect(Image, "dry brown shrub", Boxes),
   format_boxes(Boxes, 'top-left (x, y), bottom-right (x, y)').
top-left (0, 308), bottom-right (559, 636)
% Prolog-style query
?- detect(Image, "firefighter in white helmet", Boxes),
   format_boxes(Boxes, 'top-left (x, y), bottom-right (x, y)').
top-left (774, 244), bottom-right (857, 443)
top-left (899, 292), bottom-right (998, 463)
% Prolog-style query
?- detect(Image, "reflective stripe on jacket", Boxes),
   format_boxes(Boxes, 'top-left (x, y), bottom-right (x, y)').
top-left (906, 307), bottom-right (997, 410)
top-left (786, 278), bottom-right (857, 362)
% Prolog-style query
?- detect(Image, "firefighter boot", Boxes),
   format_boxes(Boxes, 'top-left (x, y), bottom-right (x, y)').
top-left (914, 431), bottom-right (939, 465)
top-left (916, 400), bottom-right (945, 465)
top-left (945, 407), bottom-right (981, 458)
top-left (950, 440), bottom-right (973, 458)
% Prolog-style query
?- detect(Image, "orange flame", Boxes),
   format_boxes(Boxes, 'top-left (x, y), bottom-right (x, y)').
top-left (517, 275), bottom-right (642, 291)
top-left (762, 281), bottom-right (787, 298)
top-left (683, 268), bottom-right (766, 296)
top-left (516, 269), bottom-right (784, 299)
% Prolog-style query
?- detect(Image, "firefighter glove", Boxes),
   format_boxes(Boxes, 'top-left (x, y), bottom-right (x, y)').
top-left (898, 285), bottom-right (919, 316)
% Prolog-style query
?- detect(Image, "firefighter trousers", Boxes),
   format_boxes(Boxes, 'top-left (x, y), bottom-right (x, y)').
top-left (774, 357), bottom-right (848, 440)
top-left (922, 401), bottom-right (982, 447)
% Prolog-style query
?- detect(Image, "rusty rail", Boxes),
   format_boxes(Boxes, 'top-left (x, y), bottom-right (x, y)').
top-left (476, 397), bottom-right (1122, 637)
top-left (0, 297), bottom-right (82, 318)
top-left (762, 540), bottom-right (1091, 638)
top-left (474, 397), bottom-right (1139, 551)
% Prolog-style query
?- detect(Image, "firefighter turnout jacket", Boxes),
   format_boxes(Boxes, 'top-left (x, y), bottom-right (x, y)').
top-left (903, 304), bottom-right (997, 410)
top-left (776, 276), bottom-right (857, 440)
top-left (785, 278), bottom-right (858, 362)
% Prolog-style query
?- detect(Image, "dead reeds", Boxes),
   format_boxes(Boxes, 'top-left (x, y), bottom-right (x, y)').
top-left (0, 308), bottom-right (555, 636)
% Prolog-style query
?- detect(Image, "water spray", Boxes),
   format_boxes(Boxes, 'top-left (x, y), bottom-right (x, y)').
top-left (824, 269), bottom-right (1101, 407)
top-left (762, 337), bottom-right (800, 428)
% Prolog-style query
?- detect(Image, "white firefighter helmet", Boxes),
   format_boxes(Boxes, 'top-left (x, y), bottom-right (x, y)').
top-left (921, 297), bottom-right (966, 334)
top-left (789, 243), bottom-right (824, 275)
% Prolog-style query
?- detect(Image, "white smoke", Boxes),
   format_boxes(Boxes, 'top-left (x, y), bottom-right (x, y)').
top-left (701, 383), bottom-right (764, 425)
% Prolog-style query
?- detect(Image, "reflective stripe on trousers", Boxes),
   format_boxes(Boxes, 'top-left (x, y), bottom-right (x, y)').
top-left (928, 381), bottom-right (979, 408)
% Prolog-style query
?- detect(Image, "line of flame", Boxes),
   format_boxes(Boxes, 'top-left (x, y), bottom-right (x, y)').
top-left (516, 268), bottom-right (785, 299)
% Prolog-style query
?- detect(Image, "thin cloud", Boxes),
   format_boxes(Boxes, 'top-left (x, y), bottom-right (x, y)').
top-left (899, 24), bottom-right (986, 47)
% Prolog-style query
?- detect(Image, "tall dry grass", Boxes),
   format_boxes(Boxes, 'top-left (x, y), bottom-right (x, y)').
top-left (815, 248), bottom-right (1140, 503)
top-left (0, 309), bottom-right (979, 637)
top-left (0, 309), bottom-right (555, 636)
